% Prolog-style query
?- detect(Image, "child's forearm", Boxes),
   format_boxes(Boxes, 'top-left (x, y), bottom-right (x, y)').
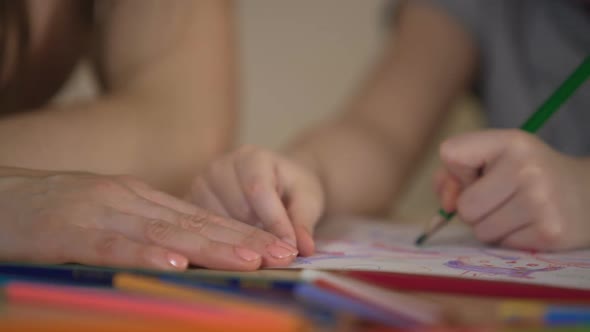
top-left (286, 1), bottom-right (478, 217)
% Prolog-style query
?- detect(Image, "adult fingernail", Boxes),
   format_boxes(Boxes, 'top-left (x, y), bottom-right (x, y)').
top-left (234, 247), bottom-right (262, 262)
top-left (281, 237), bottom-right (297, 249)
top-left (267, 243), bottom-right (298, 259)
top-left (167, 253), bottom-right (188, 270)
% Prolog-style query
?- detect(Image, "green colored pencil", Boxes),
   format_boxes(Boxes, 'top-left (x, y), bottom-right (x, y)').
top-left (416, 56), bottom-right (590, 246)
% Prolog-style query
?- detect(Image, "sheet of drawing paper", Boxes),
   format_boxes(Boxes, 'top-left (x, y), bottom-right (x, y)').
top-left (286, 219), bottom-right (590, 290)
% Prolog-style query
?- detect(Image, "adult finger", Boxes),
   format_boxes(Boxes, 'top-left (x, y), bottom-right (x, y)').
top-left (107, 217), bottom-right (262, 270)
top-left (102, 213), bottom-right (296, 268)
top-left (52, 227), bottom-right (189, 271)
top-left (118, 176), bottom-right (221, 217)
top-left (120, 184), bottom-right (256, 236)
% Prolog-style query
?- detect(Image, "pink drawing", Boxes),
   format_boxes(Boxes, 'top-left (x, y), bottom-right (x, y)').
top-left (444, 256), bottom-right (563, 279)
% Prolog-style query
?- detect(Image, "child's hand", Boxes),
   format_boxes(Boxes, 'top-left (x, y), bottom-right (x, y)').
top-left (187, 146), bottom-right (325, 256)
top-left (434, 129), bottom-right (590, 251)
top-left (0, 171), bottom-right (298, 270)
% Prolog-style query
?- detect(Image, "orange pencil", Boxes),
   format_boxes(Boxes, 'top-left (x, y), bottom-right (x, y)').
top-left (0, 303), bottom-right (225, 332)
top-left (113, 273), bottom-right (308, 330)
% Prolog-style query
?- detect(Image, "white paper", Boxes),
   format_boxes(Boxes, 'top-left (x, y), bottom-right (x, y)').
top-left (286, 219), bottom-right (590, 290)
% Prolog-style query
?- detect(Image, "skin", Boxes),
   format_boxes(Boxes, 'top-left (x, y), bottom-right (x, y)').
top-left (1, 0), bottom-right (236, 195)
top-left (436, 130), bottom-right (590, 251)
top-left (0, 167), bottom-right (299, 270)
top-left (0, 0), bottom-right (298, 270)
top-left (189, 1), bottom-right (590, 253)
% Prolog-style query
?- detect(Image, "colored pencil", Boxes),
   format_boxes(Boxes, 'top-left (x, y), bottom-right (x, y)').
top-left (0, 263), bottom-right (115, 287)
top-left (112, 273), bottom-right (307, 330)
top-left (499, 301), bottom-right (590, 326)
top-left (0, 262), bottom-right (299, 291)
top-left (301, 270), bottom-right (444, 325)
top-left (416, 55), bottom-right (590, 246)
top-left (293, 283), bottom-right (411, 328)
top-left (0, 303), bottom-right (227, 332)
top-left (2, 279), bottom-right (306, 332)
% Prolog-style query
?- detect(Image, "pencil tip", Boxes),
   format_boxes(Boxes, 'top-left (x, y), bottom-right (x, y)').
top-left (415, 234), bottom-right (427, 246)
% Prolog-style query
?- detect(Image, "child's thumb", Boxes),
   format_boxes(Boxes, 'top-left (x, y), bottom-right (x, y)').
top-left (433, 168), bottom-right (462, 213)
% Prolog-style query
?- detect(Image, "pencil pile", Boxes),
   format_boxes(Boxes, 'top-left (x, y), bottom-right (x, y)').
top-left (0, 263), bottom-right (589, 331)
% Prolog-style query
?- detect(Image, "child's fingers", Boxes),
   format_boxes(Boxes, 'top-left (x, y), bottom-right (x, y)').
top-left (235, 152), bottom-right (297, 247)
top-left (285, 191), bottom-right (321, 257)
top-left (439, 130), bottom-right (510, 186)
top-left (456, 159), bottom-right (519, 224)
top-left (432, 168), bottom-right (460, 212)
top-left (441, 174), bottom-right (461, 213)
top-left (433, 168), bottom-right (449, 196)
top-left (498, 223), bottom-right (555, 251)
top-left (186, 177), bottom-right (231, 218)
top-left (471, 192), bottom-right (533, 244)
top-left (293, 223), bottom-right (315, 257)
top-left (281, 164), bottom-right (324, 256)
top-left (204, 160), bottom-right (255, 223)
top-left (499, 206), bottom-right (566, 251)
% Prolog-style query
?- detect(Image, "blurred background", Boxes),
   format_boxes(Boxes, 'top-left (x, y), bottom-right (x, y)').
top-left (56, 0), bottom-right (482, 222)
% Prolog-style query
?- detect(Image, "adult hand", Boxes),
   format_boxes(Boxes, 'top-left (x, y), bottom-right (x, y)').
top-left (434, 130), bottom-right (590, 251)
top-left (187, 146), bottom-right (325, 256)
top-left (0, 169), bottom-right (298, 271)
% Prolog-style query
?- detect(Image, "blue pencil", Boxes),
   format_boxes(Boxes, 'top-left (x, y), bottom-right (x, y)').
top-left (0, 263), bottom-right (115, 287)
top-left (0, 263), bottom-right (297, 291)
top-left (293, 283), bottom-right (416, 328)
top-left (544, 306), bottom-right (590, 326)
top-left (501, 301), bottom-right (590, 326)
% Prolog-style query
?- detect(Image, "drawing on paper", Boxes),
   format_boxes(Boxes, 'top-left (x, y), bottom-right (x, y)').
top-left (444, 256), bottom-right (563, 278)
top-left (284, 219), bottom-right (590, 290)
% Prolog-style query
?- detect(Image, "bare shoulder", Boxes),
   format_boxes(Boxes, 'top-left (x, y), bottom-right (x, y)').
top-left (0, 0), bottom-right (93, 112)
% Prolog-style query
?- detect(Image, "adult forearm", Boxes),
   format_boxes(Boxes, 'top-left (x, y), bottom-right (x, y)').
top-left (0, 1), bottom-right (237, 195)
top-left (0, 96), bottom-right (232, 194)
